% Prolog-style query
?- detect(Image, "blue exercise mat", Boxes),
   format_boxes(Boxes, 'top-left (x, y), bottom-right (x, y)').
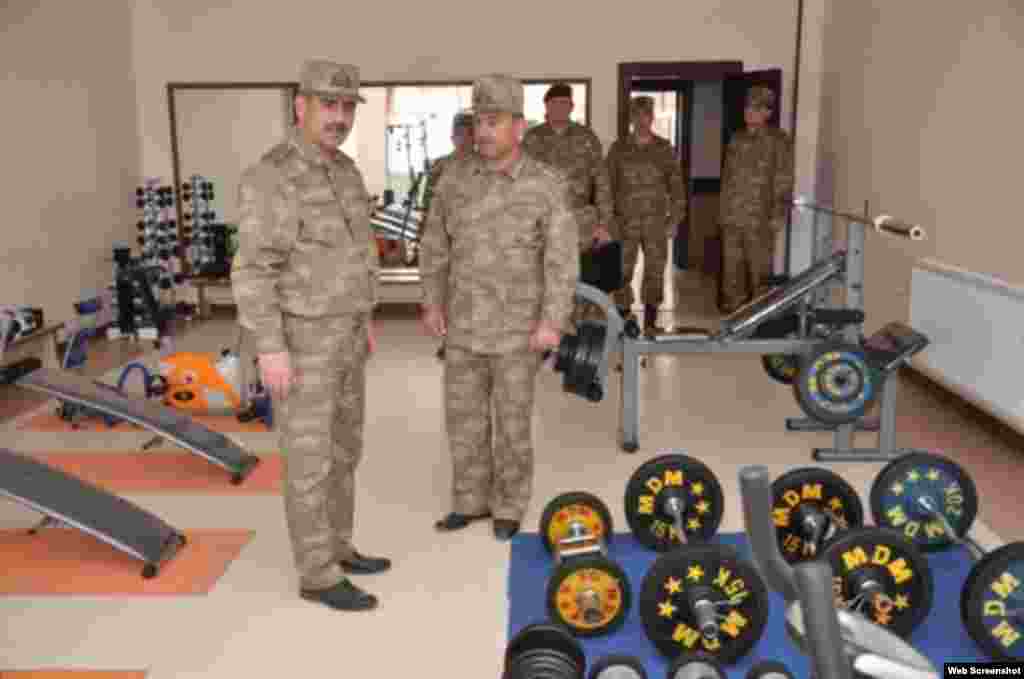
top-left (507, 531), bottom-right (987, 678)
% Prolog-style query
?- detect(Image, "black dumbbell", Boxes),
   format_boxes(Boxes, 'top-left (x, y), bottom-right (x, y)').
top-left (745, 660), bottom-right (794, 679)
top-left (504, 622), bottom-right (585, 679)
top-left (588, 654), bottom-right (646, 679)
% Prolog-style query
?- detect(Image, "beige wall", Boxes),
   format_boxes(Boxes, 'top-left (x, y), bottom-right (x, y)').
top-left (819, 0), bottom-right (1024, 331)
top-left (133, 0), bottom-right (799, 181)
top-left (1, 1), bottom-right (139, 328)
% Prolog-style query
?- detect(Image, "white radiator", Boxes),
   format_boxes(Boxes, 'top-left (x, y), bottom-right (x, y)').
top-left (909, 259), bottom-right (1024, 435)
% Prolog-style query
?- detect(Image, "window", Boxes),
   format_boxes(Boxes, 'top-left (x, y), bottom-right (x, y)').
top-left (338, 80), bottom-right (590, 202)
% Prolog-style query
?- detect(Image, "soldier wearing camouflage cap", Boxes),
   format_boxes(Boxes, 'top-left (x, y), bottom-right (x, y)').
top-left (420, 74), bottom-right (579, 541)
top-left (522, 83), bottom-right (614, 325)
top-left (606, 95), bottom-right (688, 335)
top-left (718, 85), bottom-right (794, 313)
top-left (231, 59), bottom-right (389, 612)
top-left (422, 110), bottom-right (476, 360)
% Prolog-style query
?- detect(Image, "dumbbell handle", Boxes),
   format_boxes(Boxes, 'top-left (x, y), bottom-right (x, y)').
top-left (920, 501), bottom-right (985, 560)
top-left (739, 465), bottom-right (799, 601)
top-left (793, 561), bottom-right (854, 679)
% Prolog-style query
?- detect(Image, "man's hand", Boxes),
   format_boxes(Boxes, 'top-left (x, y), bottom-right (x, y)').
top-left (592, 224), bottom-right (612, 245)
top-left (529, 320), bottom-right (561, 353)
top-left (421, 304), bottom-right (447, 338)
top-left (258, 351), bottom-right (292, 402)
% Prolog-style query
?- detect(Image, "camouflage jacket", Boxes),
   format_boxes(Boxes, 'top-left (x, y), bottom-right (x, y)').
top-left (719, 126), bottom-right (794, 231)
top-left (522, 121), bottom-right (613, 240)
top-left (606, 133), bottom-right (687, 230)
top-left (231, 127), bottom-right (378, 355)
top-left (422, 151), bottom-right (460, 216)
top-left (419, 152), bottom-right (579, 354)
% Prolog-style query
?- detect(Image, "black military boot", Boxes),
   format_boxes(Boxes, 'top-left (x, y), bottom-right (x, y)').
top-left (340, 550), bottom-right (392, 575)
top-left (300, 578), bottom-right (378, 611)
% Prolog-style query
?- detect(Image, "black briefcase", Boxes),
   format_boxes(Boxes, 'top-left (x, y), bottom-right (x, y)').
top-left (580, 240), bottom-right (624, 293)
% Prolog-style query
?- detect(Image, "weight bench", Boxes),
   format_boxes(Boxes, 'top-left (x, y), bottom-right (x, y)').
top-left (0, 356), bottom-right (260, 484)
top-left (0, 447), bottom-right (186, 578)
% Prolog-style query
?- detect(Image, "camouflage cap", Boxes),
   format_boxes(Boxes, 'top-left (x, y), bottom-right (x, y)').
top-left (630, 96), bottom-right (655, 115)
top-left (472, 74), bottom-right (523, 115)
top-left (298, 59), bottom-right (366, 103)
top-left (453, 110), bottom-right (474, 130)
top-left (746, 86), bottom-right (776, 110)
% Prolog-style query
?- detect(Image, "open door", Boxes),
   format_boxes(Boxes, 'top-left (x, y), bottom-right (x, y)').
top-left (713, 68), bottom-right (784, 307)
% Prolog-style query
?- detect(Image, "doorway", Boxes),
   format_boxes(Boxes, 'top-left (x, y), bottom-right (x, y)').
top-left (616, 62), bottom-right (783, 320)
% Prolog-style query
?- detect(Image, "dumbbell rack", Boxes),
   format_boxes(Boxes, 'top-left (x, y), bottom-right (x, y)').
top-left (181, 174), bottom-right (218, 275)
top-left (130, 178), bottom-right (186, 335)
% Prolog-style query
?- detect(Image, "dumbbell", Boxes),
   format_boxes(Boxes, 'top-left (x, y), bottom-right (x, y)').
top-left (868, 452), bottom-right (1024, 660)
top-left (623, 453), bottom-right (768, 664)
top-left (770, 467), bottom-right (864, 563)
top-left (588, 654), bottom-right (646, 679)
top-left (623, 452), bottom-right (724, 551)
top-left (539, 491), bottom-right (630, 637)
top-left (503, 621), bottom-right (585, 679)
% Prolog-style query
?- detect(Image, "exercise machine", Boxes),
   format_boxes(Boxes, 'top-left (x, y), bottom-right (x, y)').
top-left (552, 200), bottom-right (930, 456)
top-left (0, 309), bottom-right (260, 484)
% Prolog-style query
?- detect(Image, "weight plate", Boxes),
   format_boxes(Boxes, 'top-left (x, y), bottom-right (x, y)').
top-left (539, 491), bottom-right (613, 555)
top-left (771, 467), bottom-right (864, 563)
top-left (746, 660), bottom-right (794, 679)
top-left (668, 652), bottom-right (727, 679)
top-left (793, 341), bottom-right (877, 425)
top-left (547, 554), bottom-right (630, 637)
top-left (624, 452), bottom-right (724, 551)
top-left (588, 654), bottom-right (647, 679)
top-left (761, 353), bottom-right (800, 385)
top-left (961, 541), bottom-right (1024, 661)
top-left (505, 621), bottom-right (585, 678)
top-left (870, 452), bottom-right (978, 552)
top-left (821, 526), bottom-right (933, 638)
top-left (639, 544), bottom-right (769, 663)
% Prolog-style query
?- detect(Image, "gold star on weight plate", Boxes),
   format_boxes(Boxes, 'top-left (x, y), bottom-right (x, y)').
top-left (829, 497), bottom-right (844, 511)
top-left (659, 600), bottom-right (677, 618)
top-left (691, 482), bottom-right (704, 496)
top-left (664, 577), bottom-right (683, 595)
top-left (687, 565), bottom-right (704, 582)
top-left (891, 482), bottom-right (904, 495)
top-left (894, 594), bottom-right (910, 610)
top-left (696, 500), bottom-right (711, 515)
top-left (906, 470), bottom-right (921, 483)
top-left (926, 469), bottom-right (940, 482)
top-left (688, 518), bottom-right (701, 531)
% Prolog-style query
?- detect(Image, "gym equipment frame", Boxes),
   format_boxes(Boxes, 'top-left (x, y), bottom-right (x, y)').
top-left (575, 199), bottom-right (928, 456)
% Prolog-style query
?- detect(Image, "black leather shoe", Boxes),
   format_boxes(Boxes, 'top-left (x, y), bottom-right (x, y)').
top-left (493, 519), bottom-right (520, 541)
top-left (435, 511), bottom-right (492, 532)
top-left (300, 578), bottom-right (378, 611)
top-left (340, 550), bottom-right (392, 575)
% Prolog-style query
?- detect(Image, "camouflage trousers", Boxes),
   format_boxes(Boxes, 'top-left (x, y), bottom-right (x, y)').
top-left (444, 345), bottom-right (543, 522)
top-left (721, 224), bottom-right (774, 311)
top-left (278, 312), bottom-right (369, 590)
top-left (614, 216), bottom-right (669, 311)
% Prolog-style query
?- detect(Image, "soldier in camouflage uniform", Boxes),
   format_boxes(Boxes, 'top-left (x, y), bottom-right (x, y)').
top-left (718, 86), bottom-right (795, 313)
top-left (420, 74), bottom-right (578, 541)
top-left (523, 83), bottom-right (613, 323)
top-left (606, 96), bottom-right (687, 335)
top-left (421, 111), bottom-right (475, 360)
top-left (231, 60), bottom-right (389, 612)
